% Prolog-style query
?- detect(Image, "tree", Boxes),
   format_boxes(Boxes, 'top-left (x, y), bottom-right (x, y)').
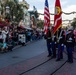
top-left (5, 0), bottom-right (24, 22)
top-left (37, 19), bottom-right (44, 29)
top-left (71, 18), bottom-right (76, 29)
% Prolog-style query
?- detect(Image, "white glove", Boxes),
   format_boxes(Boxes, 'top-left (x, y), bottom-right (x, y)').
top-left (59, 37), bottom-right (62, 40)
top-left (55, 42), bottom-right (56, 44)
top-left (61, 44), bottom-right (64, 46)
top-left (50, 43), bottom-right (51, 44)
top-left (69, 37), bottom-right (72, 41)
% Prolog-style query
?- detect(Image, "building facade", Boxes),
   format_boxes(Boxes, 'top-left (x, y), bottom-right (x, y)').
top-left (19, 0), bottom-right (30, 28)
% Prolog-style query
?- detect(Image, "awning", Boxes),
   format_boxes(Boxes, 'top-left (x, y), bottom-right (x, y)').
top-left (0, 22), bottom-right (7, 27)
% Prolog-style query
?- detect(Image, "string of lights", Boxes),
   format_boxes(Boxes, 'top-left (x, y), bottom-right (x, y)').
top-left (38, 11), bottom-right (76, 22)
top-left (38, 11), bottom-right (76, 15)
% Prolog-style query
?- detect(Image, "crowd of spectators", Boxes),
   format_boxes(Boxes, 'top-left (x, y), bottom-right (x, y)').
top-left (0, 25), bottom-right (43, 53)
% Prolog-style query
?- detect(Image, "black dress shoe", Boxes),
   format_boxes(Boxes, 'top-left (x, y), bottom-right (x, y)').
top-left (56, 59), bottom-right (60, 61)
top-left (60, 57), bottom-right (63, 59)
top-left (67, 60), bottom-right (73, 63)
top-left (70, 61), bottom-right (73, 63)
top-left (47, 55), bottom-right (51, 57)
top-left (67, 60), bottom-right (70, 62)
top-left (51, 56), bottom-right (56, 59)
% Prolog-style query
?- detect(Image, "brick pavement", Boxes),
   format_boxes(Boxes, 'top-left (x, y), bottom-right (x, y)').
top-left (0, 52), bottom-right (49, 75)
top-left (53, 59), bottom-right (76, 75)
top-left (53, 52), bottom-right (76, 75)
top-left (0, 43), bottom-right (76, 75)
top-left (0, 51), bottom-right (68, 75)
top-left (22, 53), bottom-right (67, 75)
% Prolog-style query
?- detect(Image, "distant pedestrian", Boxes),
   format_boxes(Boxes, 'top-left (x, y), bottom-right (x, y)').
top-left (73, 29), bottom-right (76, 45)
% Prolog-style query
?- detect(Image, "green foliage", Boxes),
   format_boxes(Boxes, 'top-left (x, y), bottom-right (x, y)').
top-left (5, 0), bottom-right (24, 22)
top-left (37, 20), bottom-right (44, 29)
top-left (71, 18), bottom-right (76, 29)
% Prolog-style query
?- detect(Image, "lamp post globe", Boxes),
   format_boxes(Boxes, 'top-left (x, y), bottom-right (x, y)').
top-left (0, 4), bottom-right (2, 15)
top-left (6, 6), bottom-right (10, 14)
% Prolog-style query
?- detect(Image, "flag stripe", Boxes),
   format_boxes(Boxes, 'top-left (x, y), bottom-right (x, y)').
top-left (44, 12), bottom-right (50, 18)
top-left (44, 7), bottom-right (49, 13)
top-left (54, 16), bottom-right (62, 27)
top-left (44, 0), bottom-right (50, 34)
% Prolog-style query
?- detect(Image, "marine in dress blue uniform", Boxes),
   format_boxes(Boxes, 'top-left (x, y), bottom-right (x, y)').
top-left (51, 32), bottom-right (57, 58)
top-left (45, 28), bottom-right (52, 57)
top-left (65, 28), bottom-right (75, 63)
top-left (56, 28), bottom-right (65, 61)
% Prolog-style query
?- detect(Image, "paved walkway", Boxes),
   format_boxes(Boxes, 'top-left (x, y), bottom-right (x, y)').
top-left (0, 40), bottom-right (76, 75)
top-left (0, 51), bottom-right (68, 75)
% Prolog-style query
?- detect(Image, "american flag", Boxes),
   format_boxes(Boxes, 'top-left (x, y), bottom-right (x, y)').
top-left (44, 0), bottom-right (50, 34)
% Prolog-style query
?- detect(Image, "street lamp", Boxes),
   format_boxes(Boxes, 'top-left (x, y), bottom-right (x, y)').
top-left (6, 6), bottom-right (10, 14)
top-left (5, 5), bottom-right (11, 22)
top-left (0, 5), bottom-right (2, 15)
top-left (0, 0), bottom-right (2, 16)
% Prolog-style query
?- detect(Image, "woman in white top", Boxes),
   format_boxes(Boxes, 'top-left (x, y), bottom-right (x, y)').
top-left (2, 27), bottom-right (8, 43)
